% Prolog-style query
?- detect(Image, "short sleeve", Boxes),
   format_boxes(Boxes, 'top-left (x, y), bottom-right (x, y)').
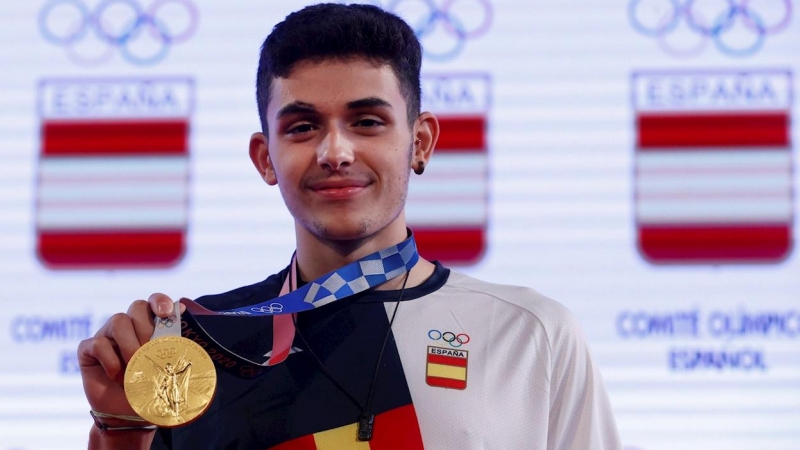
top-left (546, 310), bottom-right (621, 450)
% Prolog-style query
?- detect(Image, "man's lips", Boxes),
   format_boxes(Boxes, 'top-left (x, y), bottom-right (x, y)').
top-left (308, 179), bottom-right (371, 199)
top-left (309, 179), bottom-right (370, 190)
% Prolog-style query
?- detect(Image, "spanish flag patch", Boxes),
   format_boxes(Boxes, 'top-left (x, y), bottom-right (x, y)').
top-left (426, 346), bottom-right (468, 390)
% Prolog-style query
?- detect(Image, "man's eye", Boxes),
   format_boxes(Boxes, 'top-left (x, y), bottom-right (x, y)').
top-left (287, 123), bottom-right (315, 134)
top-left (356, 118), bottom-right (383, 128)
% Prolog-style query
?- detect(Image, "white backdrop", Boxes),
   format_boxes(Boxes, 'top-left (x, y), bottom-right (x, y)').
top-left (1, 1), bottom-right (798, 449)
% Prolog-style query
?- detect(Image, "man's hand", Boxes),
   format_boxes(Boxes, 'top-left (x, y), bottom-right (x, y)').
top-left (78, 293), bottom-right (177, 448)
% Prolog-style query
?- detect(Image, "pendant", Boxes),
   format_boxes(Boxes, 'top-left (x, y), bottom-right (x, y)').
top-left (357, 413), bottom-right (375, 441)
top-left (124, 336), bottom-right (217, 427)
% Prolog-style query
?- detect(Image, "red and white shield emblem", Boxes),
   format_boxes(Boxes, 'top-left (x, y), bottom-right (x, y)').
top-left (633, 70), bottom-right (792, 263)
top-left (409, 74), bottom-right (490, 265)
top-left (36, 78), bottom-right (193, 269)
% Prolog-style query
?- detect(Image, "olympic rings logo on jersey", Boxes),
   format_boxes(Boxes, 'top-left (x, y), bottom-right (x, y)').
top-left (629, 0), bottom-right (791, 57)
top-left (39, 0), bottom-right (198, 66)
top-left (341, 0), bottom-right (492, 61)
top-left (428, 329), bottom-right (470, 347)
top-left (251, 303), bottom-right (284, 314)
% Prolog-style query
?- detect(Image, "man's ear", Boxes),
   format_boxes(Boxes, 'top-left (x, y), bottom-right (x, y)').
top-left (249, 132), bottom-right (278, 185)
top-left (411, 111), bottom-right (439, 173)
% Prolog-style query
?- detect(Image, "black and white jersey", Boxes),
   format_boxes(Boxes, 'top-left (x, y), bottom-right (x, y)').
top-left (152, 263), bottom-right (620, 450)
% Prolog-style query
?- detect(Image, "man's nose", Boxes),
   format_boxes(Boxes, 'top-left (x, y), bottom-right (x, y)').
top-left (317, 128), bottom-right (355, 170)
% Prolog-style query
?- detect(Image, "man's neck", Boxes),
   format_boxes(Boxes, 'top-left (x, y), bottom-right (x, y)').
top-left (294, 222), bottom-right (435, 291)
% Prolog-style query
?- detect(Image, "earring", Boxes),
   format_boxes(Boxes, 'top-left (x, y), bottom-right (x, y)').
top-left (414, 161), bottom-right (425, 175)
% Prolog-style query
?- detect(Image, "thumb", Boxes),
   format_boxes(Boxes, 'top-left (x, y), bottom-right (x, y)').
top-left (147, 293), bottom-right (175, 318)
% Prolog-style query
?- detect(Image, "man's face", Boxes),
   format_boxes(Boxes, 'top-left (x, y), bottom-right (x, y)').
top-left (258, 58), bottom-right (417, 242)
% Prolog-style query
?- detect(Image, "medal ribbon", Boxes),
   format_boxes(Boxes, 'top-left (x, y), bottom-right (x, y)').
top-left (152, 301), bottom-right (183, 339)
top-left (176, 233), bottom-right (419, 379)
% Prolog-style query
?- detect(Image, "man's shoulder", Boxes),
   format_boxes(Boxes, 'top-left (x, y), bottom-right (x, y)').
top-left (194, 266), bottom-right (288, 310)
top-left (439, 269), bottom-right (583, 338)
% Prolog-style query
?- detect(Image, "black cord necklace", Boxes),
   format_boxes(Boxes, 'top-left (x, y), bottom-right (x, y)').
top-left (290, 261), bottom-right (410, 441)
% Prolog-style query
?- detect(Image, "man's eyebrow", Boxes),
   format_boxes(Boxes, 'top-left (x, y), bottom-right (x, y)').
top-left (347, 97), bottom-right (393, 110)
top-left (276, 101), bottom-right (318, 120)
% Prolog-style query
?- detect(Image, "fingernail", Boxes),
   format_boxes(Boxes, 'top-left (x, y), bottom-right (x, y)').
top-left (158, 302), bottom-right (171, 316)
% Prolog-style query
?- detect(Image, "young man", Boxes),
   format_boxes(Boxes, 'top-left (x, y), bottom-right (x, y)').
top-left (78, 3), bottom-right (621, 449)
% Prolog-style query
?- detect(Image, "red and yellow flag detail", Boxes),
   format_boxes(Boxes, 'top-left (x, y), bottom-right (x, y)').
top-left (426, 346), bottom-right (468, 390)
top-left (271, 404), bottom-right (423, 450)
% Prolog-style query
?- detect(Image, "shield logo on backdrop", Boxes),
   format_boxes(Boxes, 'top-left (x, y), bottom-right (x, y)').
top-left (36, 78), bottom-right (193, 269)
top-left (632, 70), bottom-right (793, 263)
top-left (409, 74), bottom-right (490, 265)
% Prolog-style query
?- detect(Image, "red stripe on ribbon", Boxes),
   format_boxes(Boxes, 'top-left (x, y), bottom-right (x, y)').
top-left (427, 353), bottom-right (468, 367)
top-left (435, 116), bottom-right (486, 151)
top-left (414, 228), bottom-right (485, 264)
top-left (38, 230), bottom-right (184, 268)
top-left (638, 224), bottom-right (791, 262)
top-left (637, 113), bottom-right (789, 148)
top-left (42, 120), bottom-right (189, 155)
top-left (268, 263), bottom-right (298, 367)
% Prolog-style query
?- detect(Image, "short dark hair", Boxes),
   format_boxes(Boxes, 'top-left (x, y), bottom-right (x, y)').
top-left (255, 3), bottom-right (422, 132)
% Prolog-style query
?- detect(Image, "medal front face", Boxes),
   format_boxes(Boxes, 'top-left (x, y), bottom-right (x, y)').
top-left (124, 336), bottom-right (217, 427)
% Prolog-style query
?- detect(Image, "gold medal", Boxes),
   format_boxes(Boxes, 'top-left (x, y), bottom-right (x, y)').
top-left (124, 336), bottom-right (217, 427)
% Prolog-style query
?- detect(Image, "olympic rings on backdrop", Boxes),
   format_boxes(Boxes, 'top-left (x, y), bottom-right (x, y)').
top-left (428, 329), bottom-right (470, 347)
top-left (39, 0), bottom-right (198, 65)
top-left (628, 0), bottom-right (791, 57)
top-left (341, 0), bottom-right (493, 61)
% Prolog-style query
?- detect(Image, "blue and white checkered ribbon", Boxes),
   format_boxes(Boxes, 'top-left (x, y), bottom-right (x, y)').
top-left (219, 233), bottom-right (419, 316)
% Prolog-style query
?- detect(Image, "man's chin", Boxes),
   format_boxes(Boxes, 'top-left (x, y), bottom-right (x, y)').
top-left (309, 218), bottom-right (373, 242)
